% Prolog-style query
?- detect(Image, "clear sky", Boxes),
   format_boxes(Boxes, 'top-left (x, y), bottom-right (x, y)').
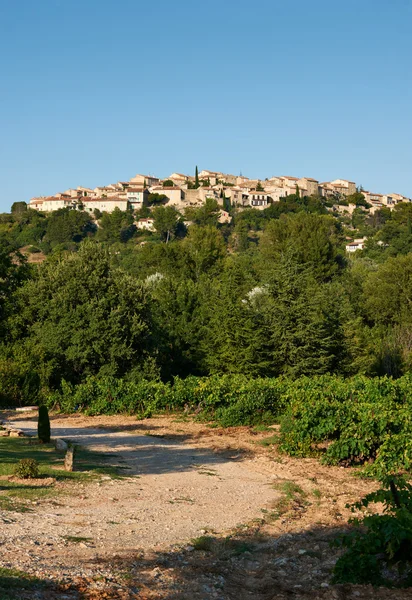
top-left (0, 0), bottom-right (411, 210)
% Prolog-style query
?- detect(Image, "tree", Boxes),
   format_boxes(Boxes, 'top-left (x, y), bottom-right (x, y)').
top-left (162, 179), bottom-right (174, 187)
top-left (0, 239), bottom-right (29, 334)
top-left (259, 212), bottom-right (345, 282)
top-left (11, 202), bottom-right (27, 215)
top-left (96, 208), bottom-right (136, 243)
top-left (256, 181), bottom-right (264, 192)
top-left (184, 198), bottom-right (220, 227)
top-left (45, 208), bottom-right (95, 247)
top-left (182, 225), bottom-right (226, 280)
top-left (10, 241), bottom-right (154, 386)
top-left (195, 166), bottom-right (200, 189)
top-left (263, 255), bottom-right (348, 377)
top-left (147, 193), bottom-right (168, 206)
top-left (152, 206), bottom-right (179, 242)
top-left (38, 406), bottom-right (50, 443)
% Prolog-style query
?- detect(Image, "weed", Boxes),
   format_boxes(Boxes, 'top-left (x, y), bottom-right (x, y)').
top-left (63, 536), bottom-right (93, 544)
top-left (312, 488), bottom-right (322, 499)
top-left (13, 458), bottom-right (39, 479)
top-left (252, 424), bottom-right (273, 433)
top-left (258, 434), bottom-right (279, 447)
top-left (191, 535), bottom-right (214, 552)
top-left (268, 479), bottom-right (308, 520)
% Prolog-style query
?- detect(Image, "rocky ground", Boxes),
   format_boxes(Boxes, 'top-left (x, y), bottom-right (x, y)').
top-left (1, 412), bottom-right (411, 599)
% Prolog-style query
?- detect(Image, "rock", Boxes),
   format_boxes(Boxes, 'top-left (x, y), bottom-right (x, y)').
top-left (0, 431), bottom-right (9, 437)
top-left (321, 582), bottom-right (329, 588)
top-left (16, 406), bottom-right (38, 412)
top-left (64, 446), bottom-right (76, 471)
top-left (298, 549), bottom-right (307, 555)
top-left (10, 430), bottom-right (24, 437)
top-left (55, 438), bottom-right (68, 451)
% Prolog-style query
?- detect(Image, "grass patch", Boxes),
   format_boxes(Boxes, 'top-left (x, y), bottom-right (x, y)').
top-left (63, 535), bottom-right (93, 544)
top-left (268, 479), bottom-right (308, 520)
top-left (0, 436), bottom-right (123, 508)
top-left (258, 434), bottom-right (279, 447)
top-left (197, 470), bottom-right (218, 477)
top-left (0, 567), bottom-right (55, 599)
top-left (252, 424), bottom-right (274, 433)
top-left (191, 535), bottom-right (254, 558)
top-left (312, 488), bottom-right (322, 500)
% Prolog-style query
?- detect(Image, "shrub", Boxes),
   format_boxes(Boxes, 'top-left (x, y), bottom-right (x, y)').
top-left (13, 458), bottom-right (39, 479)
top-left (37, 405), bottom-right (50, 443)
top-left (333, 476), bottom-right (412, 587)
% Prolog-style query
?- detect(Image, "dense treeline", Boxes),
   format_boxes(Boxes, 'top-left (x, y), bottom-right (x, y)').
top-left (1, 194), bottom-right (412, 407)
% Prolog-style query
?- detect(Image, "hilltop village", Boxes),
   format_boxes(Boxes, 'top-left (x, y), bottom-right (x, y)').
top-left (29, 168), bottom-right (410, 215)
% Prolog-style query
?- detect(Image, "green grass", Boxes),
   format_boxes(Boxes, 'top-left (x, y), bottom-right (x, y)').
top-left (0, 436), bottom-right (123, 510)
top-left (252, 424), bottom-right (274, 433)
top-left (63, 535), bottom-right (93, 544)
top-left (0, 567), bottom-right (56, 599)
top-left (268, 479), bottom-right (308, 521)
top-left (258, 434), bottom-right (279, 447)
top-left (191, 535), bottom-right (254, 557)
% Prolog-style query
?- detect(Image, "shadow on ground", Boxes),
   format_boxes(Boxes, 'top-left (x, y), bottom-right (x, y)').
top-left (90, 524), bottom-right (412, 600)
top-left (3, 417), bottom-right (251, 477)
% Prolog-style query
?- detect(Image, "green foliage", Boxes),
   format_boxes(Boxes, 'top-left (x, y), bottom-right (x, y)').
top-left (184, 198), bottom-right (220, 227)
top-left (10, 241), bottom-right (154, 387)
top-left (13, 458), bottom-right (39, 479)
top-left (37, 405), bottom-right (50, 443)
top-left (279, 374), bottom-right (412, 476)
top-left (96, 207), bottom-right (136, 243)
top-left (46, 374), bottom-right (288, 426)
top-left (333, 476), bottom-right (412, 587)
top-left (45, 208), bottom-right (94, 247)
top-left (11, 202), bottom-right (27, 215)
top-left (260, 212), bottom-right (344, 282)
top-left (162, 179), bottom-right (174, 187)
top-left (152, 205), bottom-right (180, 242)
top-left (147, 192), bottom-right (168, 206)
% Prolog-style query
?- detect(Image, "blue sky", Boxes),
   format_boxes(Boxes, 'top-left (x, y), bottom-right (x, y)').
top-left (0, 0), bottom-right (411, 210)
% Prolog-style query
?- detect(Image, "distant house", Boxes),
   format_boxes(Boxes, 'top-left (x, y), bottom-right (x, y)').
top-left (136, 218), bottom-right (155, 231)
top-left (218, 210), bottom-right (232, 224)
top-left (150, 186), bottom-right (184, 206)
top-left (127, 187), bottom-right (149, 209)
top-left (130, 174), bottom-right (160, 187)
top-left (248, 192), bottom-right (271, 209)
top-left (345, 237), bottom-right (367, 252)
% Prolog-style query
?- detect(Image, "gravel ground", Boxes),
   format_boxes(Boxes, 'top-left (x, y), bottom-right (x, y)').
top-left (1, 413), bottom-right (411, 599)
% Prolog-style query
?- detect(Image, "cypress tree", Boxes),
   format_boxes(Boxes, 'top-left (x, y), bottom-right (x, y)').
top-left (195, 166), bottom-right (199, 189)
top-left (38, 405), bottom-right (51, 443)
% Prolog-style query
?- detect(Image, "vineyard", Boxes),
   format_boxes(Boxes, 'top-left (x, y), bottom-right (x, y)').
top-left (46, 373), bottom-right (412, 475)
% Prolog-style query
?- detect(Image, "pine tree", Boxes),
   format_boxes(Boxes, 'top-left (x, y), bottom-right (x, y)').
top-left (38, 405), bottom-right (51, 443)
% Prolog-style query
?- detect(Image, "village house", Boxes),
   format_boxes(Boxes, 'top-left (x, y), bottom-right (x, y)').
top-left (218, 210), bottom-right (232, 224)
top-left (130, 174), bottom-right (160, 187)
top-left (298, 177), bottom-right (319, 196)
top-left (225, 187), bottom-right (249, 207)
top-left (345, 237), bottom-right (368, 252)
top-left (136, 218), bottom-right (155, 231)
top-left (198, 170), bottom-right (219, 185)
top-left (150, 185), bottom-right (184, 207)
top-left (264, 184), bottom-right (288, 202)
top-left (127, 187), bottom-right (149, 209)
top-left (168, 173), bottom-right (189, 186)
top-left (248, 192), bottom-right (272, 209)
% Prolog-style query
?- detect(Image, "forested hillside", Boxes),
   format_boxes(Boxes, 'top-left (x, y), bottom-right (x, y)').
top-left (1, 194), bottom-right (412, 406)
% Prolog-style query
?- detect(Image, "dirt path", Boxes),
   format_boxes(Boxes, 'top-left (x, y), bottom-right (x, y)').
top-left (1, 413), bottom-right (409, 599)
top-left (1, 414), bottom-right (278, 582)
